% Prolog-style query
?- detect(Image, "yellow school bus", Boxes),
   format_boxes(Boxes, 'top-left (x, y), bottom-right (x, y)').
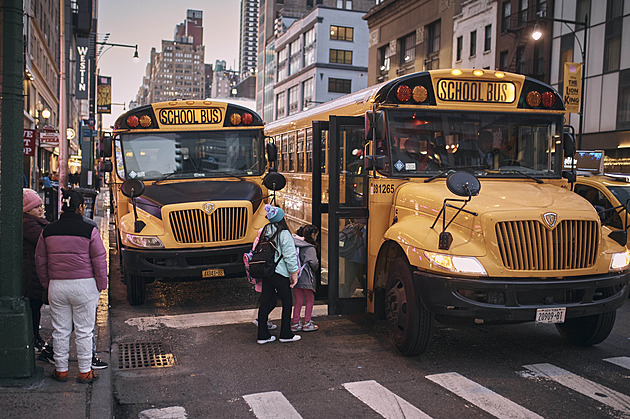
top-left (265, 69), bottom-right (630, 355)
top-left (101, 100), bottom-right (285, 305)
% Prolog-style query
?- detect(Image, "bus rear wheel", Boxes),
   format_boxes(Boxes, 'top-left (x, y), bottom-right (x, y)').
top-left (384, 258), bottom-right (434, 356)
top-left (125, 271), bottom-right (146, 306)
top-left (555, 310), bottom-right (616, 346)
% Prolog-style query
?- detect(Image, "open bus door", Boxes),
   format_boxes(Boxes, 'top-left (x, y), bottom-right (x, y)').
top-left (312, 121), bottom-right (328, 300)
top-left (328, 116), bottom-right (368, 314)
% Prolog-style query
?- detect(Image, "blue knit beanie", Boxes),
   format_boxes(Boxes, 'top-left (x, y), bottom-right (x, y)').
top-left (265, 204), bottom-right (284, 223)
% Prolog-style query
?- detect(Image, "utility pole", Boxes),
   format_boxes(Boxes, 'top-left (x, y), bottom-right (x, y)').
top-left (0, 0), bottom-right (36, 378)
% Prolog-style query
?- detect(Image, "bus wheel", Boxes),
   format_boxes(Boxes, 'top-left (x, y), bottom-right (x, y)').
top-left (555, 310), bottom-right (616, 346)
top-left (125, 272), bottom-right (146, 306)
top-left (384, 258), bottom-right (434, 356)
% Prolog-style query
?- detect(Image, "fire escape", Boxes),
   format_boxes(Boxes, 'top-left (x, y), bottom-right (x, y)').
top-left (502, 5), bottom-right (548, 82)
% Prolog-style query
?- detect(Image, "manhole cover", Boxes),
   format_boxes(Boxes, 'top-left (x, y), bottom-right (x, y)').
top-left (118, 342), bottom-right (175, 369)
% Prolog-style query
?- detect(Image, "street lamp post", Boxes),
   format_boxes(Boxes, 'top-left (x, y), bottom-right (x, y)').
top-left (532, 15), bottom-right (589, 149)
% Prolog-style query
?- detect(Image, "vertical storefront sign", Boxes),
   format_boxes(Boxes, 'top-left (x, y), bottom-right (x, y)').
top-left (563, 62), bottom-right (582, 114)
top-left (76, 37), bottom-right (90, 100)
top-left (97, 76), bottom-right (112, 114)
top-left (23, 129), bottom-right (36, 156)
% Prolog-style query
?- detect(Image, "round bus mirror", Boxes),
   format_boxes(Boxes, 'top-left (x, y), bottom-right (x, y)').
top-left (563, 132), bottom-right (576, 158)
top-left (121, 178), bottom-right (145, 198)
top-left (446, 171), bottom-right (480, 197)
top-left (263, 171), bottom-right (286, 191)
top-left (266, 142), bottom-right (278, 163)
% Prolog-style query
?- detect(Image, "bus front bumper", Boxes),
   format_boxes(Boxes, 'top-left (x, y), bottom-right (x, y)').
top-left (121, 244), bottom-right (252, 280)
top-left (413, 270), bottom-right (630, 323)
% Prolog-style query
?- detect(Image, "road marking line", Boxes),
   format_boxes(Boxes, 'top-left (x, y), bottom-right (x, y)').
top-left (243, 391), bottom-right (302, 419)
top-left (426, 372), bottom-right (542, 419)
top-left (604, 356), bottom-right (630, 370)
top-left (125, 305), bottom-right (328, 331)
top-left (343, 380), bottom-right (432, 419)
top-left (138, 406), bottom-right (187, 418)
top-left (524, 363), bottom-right (630, 414)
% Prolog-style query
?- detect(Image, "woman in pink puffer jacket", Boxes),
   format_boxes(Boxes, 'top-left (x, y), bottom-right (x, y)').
top-left (35, 189), bottom-right (107, 383)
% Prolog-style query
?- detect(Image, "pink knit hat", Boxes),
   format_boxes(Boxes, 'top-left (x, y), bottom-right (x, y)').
top-left (23, 188), bottom-right (43, 213)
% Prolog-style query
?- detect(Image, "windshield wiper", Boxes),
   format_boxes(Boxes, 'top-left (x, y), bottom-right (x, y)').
top-left (151, 172), bottom-right (183, 185)
top-left (506, 170), bottom-right (543, 184)
top-left (424, 166), bottom-right (483, 183)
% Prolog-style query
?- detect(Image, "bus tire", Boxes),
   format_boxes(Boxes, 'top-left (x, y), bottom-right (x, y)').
top-left (385, 258), bottom-right (434, 356)
top-left (555, 310), bottom-right (616, 346)
top-left (125, 271), bottom-right (146, 306)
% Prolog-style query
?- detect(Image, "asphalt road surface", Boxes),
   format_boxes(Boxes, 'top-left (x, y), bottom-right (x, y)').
top-left (107, 248), bottom-right (630, 419)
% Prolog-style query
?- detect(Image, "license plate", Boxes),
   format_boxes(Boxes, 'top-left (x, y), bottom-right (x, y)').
top-left (535, 307), bottom-right (566, 323)
top-left (202, 268), bottom-right (224, 278)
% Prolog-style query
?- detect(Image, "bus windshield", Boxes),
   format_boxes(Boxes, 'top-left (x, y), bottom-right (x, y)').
top-left (383, 110), bottom-right (563, 178)
top-left (116, 129), bottom-right (264, 180)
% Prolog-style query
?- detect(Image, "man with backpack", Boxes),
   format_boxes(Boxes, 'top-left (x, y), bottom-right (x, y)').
top-left (253, 205), bottom-right (301, 344)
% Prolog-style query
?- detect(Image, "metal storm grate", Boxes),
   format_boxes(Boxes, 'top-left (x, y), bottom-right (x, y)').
top-left (169, 206), bottom-right (248, 244)
top-left (495, 219), bottom-right (598, 270)
top-left (117, 342), bottom-right (175, 369)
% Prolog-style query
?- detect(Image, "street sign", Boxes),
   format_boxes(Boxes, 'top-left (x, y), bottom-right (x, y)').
top-left (563, 62), bottom-right (581, 114)
top-left (40, 131), bottom-right (59, 147)
top-left (23, 129), bottom-right (36, 156)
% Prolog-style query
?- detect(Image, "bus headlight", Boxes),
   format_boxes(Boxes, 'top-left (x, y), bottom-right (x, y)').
top-left (610, 249), bottom-right (630, 271)
top-left (424, 251), bottom-right (487, 276)
top-left (126, 234), bottom-right (164, 248)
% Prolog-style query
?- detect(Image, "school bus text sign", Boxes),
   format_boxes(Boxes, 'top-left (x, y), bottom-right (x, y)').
top-left (563, 62), bottom-right (582, 113)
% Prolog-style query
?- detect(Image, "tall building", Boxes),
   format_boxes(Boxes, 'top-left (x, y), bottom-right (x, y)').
top-left (136, 10), bottom-right (206, 104)
top-left (452, 0), bottom-right (498, 71)
top-left (256, 0), bottom-right (374, 122)
top-left (239, 0), bottom-right (259, 79)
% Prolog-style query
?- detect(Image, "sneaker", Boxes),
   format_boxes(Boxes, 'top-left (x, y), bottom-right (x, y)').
top-left (279, 335), bottom-right (302, 343)
top-left (257, 335), bottom-right (276, 345)
top-left (301, 321), bottom-right (318, 332)
top-left (38, 347), bottom-right (55, 365)
top-left (252, 319), bottom-right (278, 330)
top-left (51, 370), bottom-right (68, 382)
top-left (34, 337), bottom-right (46, 353)
top-left (290, 322), bottom-right (302, 332)
top-left (78, 370), bottom-right (99, 384)
top-left (92, 356), bottom-right (108, 370)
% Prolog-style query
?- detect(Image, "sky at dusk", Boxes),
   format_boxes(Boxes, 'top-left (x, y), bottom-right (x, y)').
top-left (98, 0), bottom-right (241, 128)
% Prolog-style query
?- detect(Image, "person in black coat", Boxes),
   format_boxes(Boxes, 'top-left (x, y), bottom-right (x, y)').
top-left (22, 188), bottom-right (49, 351)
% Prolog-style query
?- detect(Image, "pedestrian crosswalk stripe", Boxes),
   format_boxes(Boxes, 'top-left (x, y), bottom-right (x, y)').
top-left (523, 363), bottom-right (630, 414)
top-left (343, 380), bottom-right (432, 419)
top-left (243, 391), bottom-right (302, 419)
top-left (604, 356), bottom-right (630, 371)
top-left (425, 372), bottom-right (543, 419)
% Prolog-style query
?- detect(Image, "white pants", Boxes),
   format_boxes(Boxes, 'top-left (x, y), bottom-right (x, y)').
top-left (49, 278), bottom-right (100, 373)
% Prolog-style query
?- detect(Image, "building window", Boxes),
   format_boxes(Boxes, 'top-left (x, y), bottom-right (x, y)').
top-left (603, 0), bottom-right (622, 73)
top-left (302, 77), bottom-right (313, 108)
top-left (378, 44), bottom-right (390, 80)
top-left (516, 46), bottom-right (525, 74)
top-left (329, 78), bottom-right (351, 93)
top-left (288, 85), bottom-right (299, 115)
top-left (501, 1), bottom-right (511, 32)
top-left (519, 0), bottom-right (529, 25)
top-left (427, 20), bottom-right (440, 54)
top-left (276, 91), bottom-right (286, 119)
top-left (617, 69), bottom-right (630, 130)
top-left (484, 24), bottom-right (492, 52)
top-left (303, 27), bottom-right (316, 66)
top-left (289, 38), bottom-right (301, 75)
top-left (330, 25), bottom-right (353, 42)
top-left (330, 49), bottom-right (352, 64)
top-left (470, 30), bottom-right (477, 57)
top-left (456, 36), bottom-right (462, 61)
top-left (277, 48), bottom-right (288, 82)
top-left (499, 50), bottom-right (508, 71)
top-left (400, 32), bottom-right (416, 65)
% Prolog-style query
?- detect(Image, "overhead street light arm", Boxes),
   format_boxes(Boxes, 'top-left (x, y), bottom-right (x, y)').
top-left (96, 41), bottom-right (139, 61)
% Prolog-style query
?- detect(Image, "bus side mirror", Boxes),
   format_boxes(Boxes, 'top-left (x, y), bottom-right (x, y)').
top-left (100, 137), bottom-right (112, 158)
top-left (266, 141), bottom-right (278, 164)
top-left (365, 110), bottom-right (385, 141)
top-left (563, 132), bottom-right (576, 159)
top-left (562, 170), bottom-right (576, 183)
top-left (99, 160), bottom-right (113, 173)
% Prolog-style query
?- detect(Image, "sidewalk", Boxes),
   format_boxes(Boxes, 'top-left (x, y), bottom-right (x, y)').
top-left (0, 190), bottom-right (113, 419)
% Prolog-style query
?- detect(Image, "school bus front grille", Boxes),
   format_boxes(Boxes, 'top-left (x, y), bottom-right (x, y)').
top-left (495, 220), bottom-right (598, 270)
top-left (169, 207), bottom-right (248, 244)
